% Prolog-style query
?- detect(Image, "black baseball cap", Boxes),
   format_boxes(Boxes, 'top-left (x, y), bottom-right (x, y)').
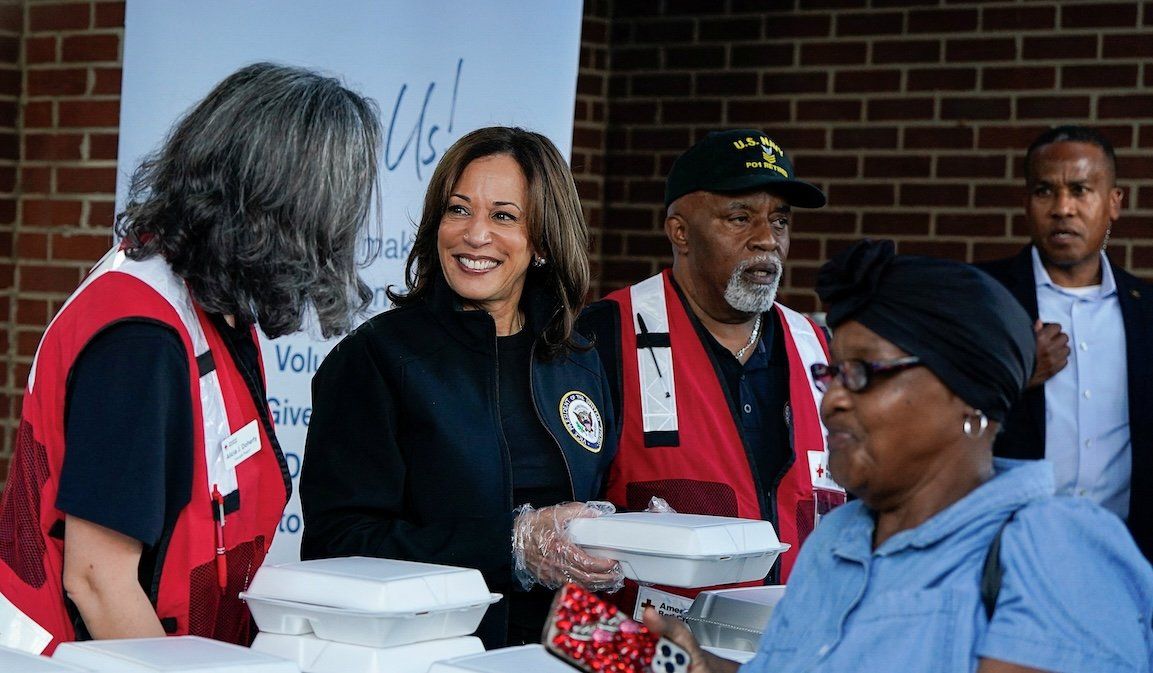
top-left (664, 129), bottom-right (827, 208)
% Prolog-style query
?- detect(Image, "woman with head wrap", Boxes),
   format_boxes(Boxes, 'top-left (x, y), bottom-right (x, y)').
top-left (646, 239), bottom-right (1153, 673)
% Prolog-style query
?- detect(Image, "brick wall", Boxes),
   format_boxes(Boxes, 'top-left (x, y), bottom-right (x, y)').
top-left (594, 0), bottom-right (1153, 310)
top-left (2, 0), bottom-right (1152, 477)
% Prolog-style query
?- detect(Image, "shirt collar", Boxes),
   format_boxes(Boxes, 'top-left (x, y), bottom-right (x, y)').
top-left (1031, 245), bottom-right (1117, 298)
top-left (831, 459), bottom-right (1055, 561)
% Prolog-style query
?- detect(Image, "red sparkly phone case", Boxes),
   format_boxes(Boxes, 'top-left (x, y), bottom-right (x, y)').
top-left (543, 583), bottom-right (659, 673)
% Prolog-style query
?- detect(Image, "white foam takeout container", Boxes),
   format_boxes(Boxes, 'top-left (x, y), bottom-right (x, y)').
top-left (250, 632), bottom-right (483, 673)
top-left (567, 513), bottom-right (790, 588)
top-left (52, 636), bottom-right (299, 673)
top-left (427, 645), bottom-right (576, 673)
top-left (0, 644), bottom-right (94, 672)
top-left (240, 557), bottom-right (500, 648)
top-left (684, 585), bottom-right (786, 652)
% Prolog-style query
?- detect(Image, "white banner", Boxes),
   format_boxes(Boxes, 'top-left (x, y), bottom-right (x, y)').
top-left (119, 0), bottom-right (585, 562)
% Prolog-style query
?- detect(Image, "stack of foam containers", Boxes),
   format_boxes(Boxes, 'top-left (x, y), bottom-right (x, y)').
top-left (52, 636), bottom-right (300, 673)
top-left (0, 643), bottom-right (95, 672)
top-left (240, 557), bottom-right (500, 673)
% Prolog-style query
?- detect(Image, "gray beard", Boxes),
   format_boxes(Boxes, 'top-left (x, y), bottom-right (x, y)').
top-left (724, 256), bottom-right (781, 314)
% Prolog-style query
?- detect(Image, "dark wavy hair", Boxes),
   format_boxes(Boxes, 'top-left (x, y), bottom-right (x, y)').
top-left (389, 126), bottom-right (591, 358)
top-left (116, 62), bottom-right (382, 338)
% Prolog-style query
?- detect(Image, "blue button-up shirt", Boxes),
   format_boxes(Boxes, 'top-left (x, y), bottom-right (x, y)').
top-left (1033, 247), bottom-right (1131, 519)
top-left (741, 459), bottom-right (1153, 673)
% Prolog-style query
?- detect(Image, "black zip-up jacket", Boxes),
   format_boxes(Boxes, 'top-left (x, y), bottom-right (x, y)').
top-left (300, 274), bottom-right (617, 646)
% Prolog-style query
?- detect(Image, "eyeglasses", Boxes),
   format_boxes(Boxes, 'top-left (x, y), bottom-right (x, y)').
top-left (810, 357), bottom-right (923, 393)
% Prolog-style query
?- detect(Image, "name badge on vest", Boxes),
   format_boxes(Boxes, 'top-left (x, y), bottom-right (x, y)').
top-left (560, 391), bottom-right (604, 453)
top-left (222, 419), bottom-right (262, 470)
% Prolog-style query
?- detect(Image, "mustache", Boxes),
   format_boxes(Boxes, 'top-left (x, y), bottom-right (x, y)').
top-left (734, 255), bottom-right (782, 277)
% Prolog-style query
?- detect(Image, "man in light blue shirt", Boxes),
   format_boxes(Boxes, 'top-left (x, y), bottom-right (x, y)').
top-left (978, 125), bottom-right (1153, 561)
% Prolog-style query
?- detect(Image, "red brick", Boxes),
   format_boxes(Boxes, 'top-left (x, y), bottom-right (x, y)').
top-left (800, 0), bottom-right (866, 9)
top-left (983, 66), bottom-right (1055, 91)
top-left (727, 99), bottom-right (790, 124)
top-left (95, 1), bottom-right (125, 28)
top-left (761, 13), bottom-right (831, 38)
top-left (632, 127), bottom-right (692, 151)
top-left (0, 36), bottom-right (17, 63)
top-left (665, 0), bottom-right (728, 15)
top-left (836, 12), bottom-right (903, 36)
top-left (22, 199), bottom-right (82, 226)
top-left (610, 101), bottom-right (658, 124)
top-left (1061, 3), bottom-right (1138, 29)
top-left (941, 97), bottom-right (1010, 121)
top-left (1017, 95), bottom-right (1091, 120)
top-left (56, 167), bottom-right (116, 193)
top-left (1139, 126), bottom-right (1153, 149)
top-left (907, 67), bottom-right (976, 91)
top-left (629, 178), bottom-right (665, 203)
top-left (0, 69), bottom-right (17, 96)
top-left (0, 132), bottom-right (14, 161)
top-left (867, 97), bottom-right (934, 121)
top-left (604, 207), bottom-right (656, 232)
top-left (904, 126), bottom-right (974, 150)
top-left (981, 6), bottom-right (1055, 31)
top-left (21, 167), bottom-right (51, 193)
top-left (1100, 95), bottom-right (1153, 120)
top-left (90, 65), bottom-right (119, 93)
top-left (601, 260), bottom-right (657, 286)
top-left (24, 133), bottom-right (83, 161)
top-left (17, 299), bottom-right (50, 327)
top-left (800, 41), bottom-right (866, 66)
top-left (791, 154), bottom-right (859, 179)
top-left (731, 43), bottom-right (794, 68)
top-left (938, 155), bottom-right (1007, 178)
top-left (828, 183), bottom-right (895, 206)
top-left (834, 68), bottom-right (900, 93)
top-left (977, 125), bottom-right (1048, 150)
top-left (699, 17), bottom-right (762, 42)
top-left (24, 36), bottom-right (57, 64)
top-left (862, 212), bottom-right (930, 236)
top-left (872, 39), bottom-right (940, 64)
top-left (937, 214), bottom-right (1008, 237)
top-left (572, 126), bottom-right (603, 149)
top-left (696, 72), bottom-right (758, 96)
top-left (797, 98), bottom-right (860, 122)
top-left (626, 232), bottom-right (673, 257)
top-left (20, 264), bottom-right (82, 293)
top-left (0, 4), bottom-right (21, 32)
top-left (903, 183), bottom-right (970, 207)
top-left (772, 128), bottom-right (830, 151)
top-left (832, 127), bottom-right (898, 149)
top-left (864, 155), bottom-right (931, 178)
top-left (900, 240), bottom-right (968, 261)
top-left (787, 236), bottom-right (820, 261)
top-left (59, 100), bottom-right (120, 128)
top-left (577, 73), bottom-right (604, 96)
top-left (86, 199), bottom-right (116, 227)
top-left (53, 232), bottom-right (111, 261)
top-left (1102, 34), bottom-right (1153, 59)
top-left (975, 184), bottom-right (1022, 208)
top-left (667, 45), bottom-right (726, 69)
top-left (777, 291), bottom-right (817, 314)
top-left (62, 34), bottom-right (119, 62)
top-left (632, 74), bottom-right (691, 97)
top-left (787, 266), bottom-right (819, 293)
top-left (1062, 64), bottom-right (1138, 89)
top-left (908, 9), bottom-right (977, 33)
top-left (613, 47), bottom-right (659, 71)
top-left (0, 166), bottom-right (14, 191)
top-left (634, 19), bottom-right (694, 44)
top-left (1118, 157), bottom-right (1153, 178)
top-left (17, 232), bottom-right (48, 258)
top-left (30, 3), bottom-right (90, 32)
top-left (1023, 35), bottom-right (1098, 60)
top-left (797, 211), bottom-right (857, 234)
top-left (761, 71), bottom-right (828, 95)
top-left (27, 68), bottom-right (87, 96)
top-left (945, 38), bottom-right (1015, 62)
top-left (18, 329), bottom-right (46, 356)
top-left (662, 100), bottom-right (722, 123)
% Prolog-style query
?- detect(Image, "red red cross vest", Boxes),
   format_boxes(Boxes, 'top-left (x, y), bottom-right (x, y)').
top-left (603, 271), bottom-right (844, 616)
top-left (0, 247), bottom-right (289, 654)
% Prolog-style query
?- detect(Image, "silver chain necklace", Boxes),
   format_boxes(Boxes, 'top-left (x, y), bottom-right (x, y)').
top-left (734, 313), bottom-right (763, 359)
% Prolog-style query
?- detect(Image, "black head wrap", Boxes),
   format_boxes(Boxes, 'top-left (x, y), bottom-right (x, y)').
top-left (816, 239), bottom-right (1035, 422)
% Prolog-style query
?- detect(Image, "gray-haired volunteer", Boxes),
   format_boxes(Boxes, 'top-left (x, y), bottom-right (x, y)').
top-left (299, 127), bottom-right (620, 651)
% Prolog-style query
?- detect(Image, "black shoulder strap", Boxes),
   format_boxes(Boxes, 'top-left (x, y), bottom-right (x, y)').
top-left (980, 510), bottom-right (1018, 620)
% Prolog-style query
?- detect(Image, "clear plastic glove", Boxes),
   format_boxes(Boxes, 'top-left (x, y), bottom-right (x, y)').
top-left (512, 501), bottom-right (624, 592)
top-left (645, 496), bottom-right (677, 513)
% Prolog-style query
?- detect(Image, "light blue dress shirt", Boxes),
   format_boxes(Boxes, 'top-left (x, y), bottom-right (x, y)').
top-left (1033, 247), bottom-right (1131, 519)
top-left (741, 459), bottom-right (1153, 673)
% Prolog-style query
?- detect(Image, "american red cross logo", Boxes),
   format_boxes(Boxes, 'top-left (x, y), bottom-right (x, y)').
top-left (816, 465), bottom-right (825, 478)
top-left (640, 598), bottom-right (656, 611)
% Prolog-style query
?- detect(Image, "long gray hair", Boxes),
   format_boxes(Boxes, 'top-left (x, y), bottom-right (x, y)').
top-left (117, 62), bottom-right (382, 338)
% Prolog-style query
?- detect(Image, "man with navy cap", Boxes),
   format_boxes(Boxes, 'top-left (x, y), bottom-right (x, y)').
top-left (580, 130), bottom-right (844, 619)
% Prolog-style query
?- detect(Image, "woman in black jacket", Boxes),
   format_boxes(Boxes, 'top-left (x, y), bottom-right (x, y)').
top-left (300, 127), bottom-right (620, 648)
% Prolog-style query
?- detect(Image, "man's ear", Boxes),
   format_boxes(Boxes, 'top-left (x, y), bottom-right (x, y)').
top-left (665, 213), bottom-right (689, 256)
top-left (1109, 185), bottom-right (1123, 222)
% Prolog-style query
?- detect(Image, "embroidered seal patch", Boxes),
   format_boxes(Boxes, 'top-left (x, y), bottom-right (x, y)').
top-left (559, 390), bottom-right (603, 453)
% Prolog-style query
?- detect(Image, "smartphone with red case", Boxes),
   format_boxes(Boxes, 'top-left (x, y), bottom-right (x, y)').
top-left (543, 583), bottom-right (659, 673)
